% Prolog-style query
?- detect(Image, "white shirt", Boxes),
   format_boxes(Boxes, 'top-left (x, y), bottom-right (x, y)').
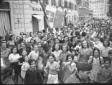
top-left (28, 51), bottom-right (39, 60)
top-left (52, 50), bottom-right (62, 61)
top-left (8, 53), bottom-right (21, 63)
top-left (21, 62), bottom-right (30, 71)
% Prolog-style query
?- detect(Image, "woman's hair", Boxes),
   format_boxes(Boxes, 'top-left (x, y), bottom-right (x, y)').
top-left (28, 59), bottom-right (36, 65)
top-left (93, 47), bottom-right (100, 57)
top-left (81, 40), bottom-right (89, 48)
top-left (48, 53), bottom-right (56, 61)
top-left (52, 44), bottom-right (60, 51)
top-left (103, 40), bottom-right (110, 47)
top-left (11, 46), bottom-right (18, 53)
top-left (66, 54), bottom-right (74, 61)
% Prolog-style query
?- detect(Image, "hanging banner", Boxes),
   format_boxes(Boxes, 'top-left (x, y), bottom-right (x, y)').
top-left (46, 6), bottom-right (56, 28)
top-left (53, 8), bottom-right (65, 28)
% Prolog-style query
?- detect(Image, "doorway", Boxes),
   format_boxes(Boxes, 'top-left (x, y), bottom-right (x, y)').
top-left (32, 16), bottom-right (39, 33)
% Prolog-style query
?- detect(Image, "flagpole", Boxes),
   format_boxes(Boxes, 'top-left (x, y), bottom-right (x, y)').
top-left (38, 0), bottom-right (49, 32)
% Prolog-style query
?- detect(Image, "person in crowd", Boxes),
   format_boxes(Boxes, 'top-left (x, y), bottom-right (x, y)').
top-left (44, 54), bottom-right (60, 84)
top-left (52, 44), bottom-right (62, 62)
top-left (8, 46), bottom-right (22, 84)
top-left (28, 44), bottom-right (39, 61)
top-left (21, 50), bottom-right (30, 83)
top-left (96, 58), bottom-right (112, 83)
top-left (59, 45), bottom-right (70, 62)
top-left (77, 40), bottom-right (93, 83)
top-left (24, 59), bottom-right (43, 84)
top-left (101, 40), bottom-right (111, 60)
top-left (62, 54), bottom-right (80, 83)
top-left (7, 34), bottom-right (15, 48)
top-left (2, 18), bottom-right (112, 84)
top-left (89, 48), bottom-right (104, 82)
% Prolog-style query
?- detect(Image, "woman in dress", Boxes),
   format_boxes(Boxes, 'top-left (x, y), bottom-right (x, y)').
top-left (8, 46), bottom-right (22, 84)
top-left (63, 54), bottom-right (80, 83)
top-left (44, 54), bottom-right (60, 84)
top-left (89, 48), bottom-right (104, 82)
top-left (77, 40), bottom-right (93, 83)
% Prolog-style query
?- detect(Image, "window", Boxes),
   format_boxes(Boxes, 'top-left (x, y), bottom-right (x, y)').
top-left (51, 0), bottom-right (56, 6)
top-left (64, 0), bottom-right (68, 8)
top-left (31, 0), bottom-right (39, 3)
top-left (58, 0), bottom-right (62, 7)
top-left (43, 0), bottom-right (48, 5)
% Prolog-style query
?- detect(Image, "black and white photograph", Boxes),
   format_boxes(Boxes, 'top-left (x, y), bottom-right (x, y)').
top-left (0, 0), bottom-right (112, 84)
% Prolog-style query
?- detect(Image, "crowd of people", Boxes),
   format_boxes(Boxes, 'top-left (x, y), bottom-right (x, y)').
top-left (1, 18), bottom-right (112, 84)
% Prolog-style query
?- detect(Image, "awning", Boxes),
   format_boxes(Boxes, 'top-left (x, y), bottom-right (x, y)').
top-left (32, 15), bottom-right (42, 20)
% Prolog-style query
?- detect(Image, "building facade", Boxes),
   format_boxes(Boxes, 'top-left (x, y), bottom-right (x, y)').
top-left (45, 0), bottom-right (79, 27)
top-left (1, 0), bottom-right (44, 35)
top-left (0, 0), bottom-right (79, 35)
top-left (89, 0), bottom-right (109, 19)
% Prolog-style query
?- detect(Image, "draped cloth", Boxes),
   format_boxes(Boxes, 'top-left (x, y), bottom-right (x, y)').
top-left (0, 11), bottom-right (11, 37)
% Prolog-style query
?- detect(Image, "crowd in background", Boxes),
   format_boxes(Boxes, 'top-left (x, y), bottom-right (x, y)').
top-left (1, 18), bottom-right (112, 84)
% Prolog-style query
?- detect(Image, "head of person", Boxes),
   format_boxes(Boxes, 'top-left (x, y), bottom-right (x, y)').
top-left (62, 45), bottom-right (67, 52)
top-left (54, 44), bottom-right (60, 51)
top-left (93, 47), bottom-right (100, 58)
top-left (103, 40), bottom-right (110, 47)
top-left (28, 59), bottom-right (36, 69)
top-left (33, 44), bottom-right (38, 51)
top-left (66, 54), bottom-right (74, 63)
top-left (48, 54), bottom-right (55, 63)
top-left (11, 46), bottom-right (18, 54)
top-left (104, 58), bottom-right (111, 68)
top-left (81, 40), bottom-right (89, 48)
top-left (25, 56), bottom-right (29, 62)
top-left (64, 36), bottom-right (69, 42)
top-left (22, 49), bottom-right (27, 57)
top-left (20, 42), bottom-right (26, 48)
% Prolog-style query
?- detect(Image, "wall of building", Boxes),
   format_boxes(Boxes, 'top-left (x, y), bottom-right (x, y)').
top-left (89, 0), bottom-right (109, 19)
top-left (5, 0), bottom-right (44, 35)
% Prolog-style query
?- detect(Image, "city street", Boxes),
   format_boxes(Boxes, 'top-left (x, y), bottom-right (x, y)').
top-left (1, 0), bottom-right (112, 84)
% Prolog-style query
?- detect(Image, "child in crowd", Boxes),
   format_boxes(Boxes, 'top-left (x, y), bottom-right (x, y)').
top-left (24, 59), bottom-right (43, 84)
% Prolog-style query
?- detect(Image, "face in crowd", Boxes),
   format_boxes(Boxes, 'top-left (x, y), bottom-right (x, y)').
top-left (12, 47), bottom-right (17, 54)
top-left (82, 41), bottom-right (88, 48)
top-left (49, 54), bottom-right (55, 63)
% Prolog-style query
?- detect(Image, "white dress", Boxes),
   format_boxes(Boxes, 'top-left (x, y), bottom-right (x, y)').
top-left (89, 57), bottom-right (103, 81)
top-left (45, 61), bottom-right (59, 84)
